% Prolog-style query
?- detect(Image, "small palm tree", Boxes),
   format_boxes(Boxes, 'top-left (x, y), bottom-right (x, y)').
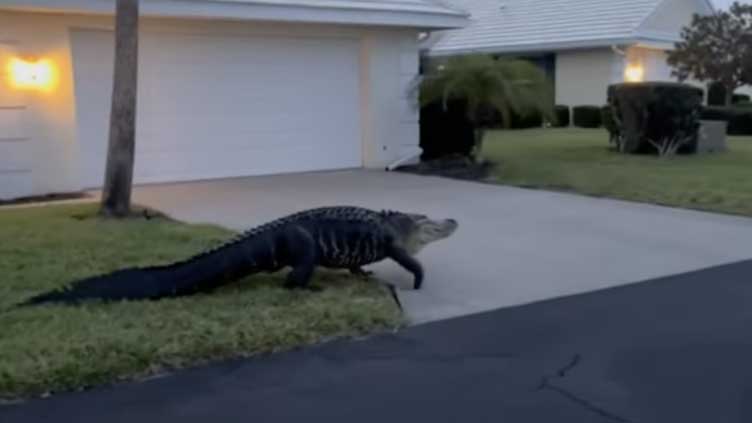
top-left (417, 54), bottom-right (555, 160)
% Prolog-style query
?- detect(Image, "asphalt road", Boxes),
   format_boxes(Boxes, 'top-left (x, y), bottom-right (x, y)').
top-left (3, 259), bottom-right (752, 423)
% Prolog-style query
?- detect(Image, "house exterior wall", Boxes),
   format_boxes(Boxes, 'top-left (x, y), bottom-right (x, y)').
top-left (554, 45), bottom-right (715, 108)
top-left (0, 10), bottom-right (421, 200)
top-left (555, 48), bottom-right (621, 107)
top-left (360, 31), bottom-right (421, 168)
top-left (625, 46), bottom-right (674, 81)
top-left (623, 45), bottom-right (709, 101)
top-left (736, 86), bottom-right (752, 99)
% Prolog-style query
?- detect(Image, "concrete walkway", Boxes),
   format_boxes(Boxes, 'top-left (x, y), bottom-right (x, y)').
top-left (124, 170), bottom-right (752, 324)
top-left (4, 259), bottom-right (752, 422)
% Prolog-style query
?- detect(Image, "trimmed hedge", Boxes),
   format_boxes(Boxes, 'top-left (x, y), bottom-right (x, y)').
top-left (550, 105), bottom-right (570, 127)
top-left (479, 106), bottom-right (544, 129)
top-left (707, 81), bottom-right (751, 106)
top-left (601, 105), bottom-right (618, 144)
top-left (607, 82), bottom-right (704, 154)
top-left (707, 82), bottom-right (726, 106)
top-left (734, 94), bottom-right (751, 104)
top-left (511, 109), bottom-right (544, 129)
top-left (572, 106), bottom-right (602, 128)
top-left (700, 106), bottom-right (752, 135)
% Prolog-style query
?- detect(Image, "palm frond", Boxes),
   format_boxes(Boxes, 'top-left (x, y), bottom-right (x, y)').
top-left (418, 53), bottom-right (556, 126)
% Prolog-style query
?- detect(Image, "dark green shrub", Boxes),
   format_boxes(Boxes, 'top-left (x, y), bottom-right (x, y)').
top-left (607, 82), bottom-right (704, 155)
top-left (572, 106), bottom-right (602, 128)
top-left (550, 105), bottom-right (570, 127)
top-left (700, 106), bottom-right (733, 121)
top-left (733, 94), bottom-right (751, 104)
top-left (601, 105), bottom-right (619, 146)
top-left (707, 82), bottom-right (727, 106)
top-left (419, 99), bottom-right (475, 160)
top-left (477, 106), bottom-right (543, 129)
top-left (707, 81), bottom-right (751, 106)
top-left (731, 111), bottom-right (752, 135)
top-left (512, 109), bottom-right (544, 129)
top-left (700, 106), bottom-right (752, 135)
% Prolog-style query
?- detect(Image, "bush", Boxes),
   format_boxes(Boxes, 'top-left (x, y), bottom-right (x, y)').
top-left (477, 105), bottom-right (544, 129)
top-left (733, 94), bottom-right (751, 104)
top-left (700, 106), bottom-right (752, 135)
top-left (550, 105), bottom-right (570, 127)
top-left (707, 82), bottom-right (727, 106)
top-left (572, 106), bottom-right (602, 128)
top-left (419, 99), bottom-right (475, 160)
top-left (707, 81), bottom-right (751, 106)
top-left (607, 82), bottom-right (704, 156)
top-left (601, 105), bottom-right (618, 145)
top-left (513, 109), bottom-right (544, 129)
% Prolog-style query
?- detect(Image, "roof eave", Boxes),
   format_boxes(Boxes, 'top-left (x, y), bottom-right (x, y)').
top-left (426, 33), bottom-right (682, 56)
top-left (426, 37), bottom-right (637, 56)
top-left (0, 0), bottom-right (470, 30)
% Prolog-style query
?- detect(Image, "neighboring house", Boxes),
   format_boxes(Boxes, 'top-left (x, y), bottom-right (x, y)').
top-left (424, 0), bottom-right (718, 107)
top-left (0, 0), bottom-right (467, 201)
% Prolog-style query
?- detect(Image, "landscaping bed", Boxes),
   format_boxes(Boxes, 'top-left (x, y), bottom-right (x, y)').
top-left (481, 128), bottom-right (752, 218)
top-left (0, 204), bottom-right (403, 400)
top-left (396, 154), bottom-right (497, 182)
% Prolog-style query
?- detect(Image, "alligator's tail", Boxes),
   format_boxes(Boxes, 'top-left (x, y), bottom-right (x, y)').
top-left (15, 238), bottom-right (260, 308)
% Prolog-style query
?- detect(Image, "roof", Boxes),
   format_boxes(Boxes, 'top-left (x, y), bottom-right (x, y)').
top-left (427, 0), bottom-right (714, 55)
top-left (0, 0), bottom-right (469, 29)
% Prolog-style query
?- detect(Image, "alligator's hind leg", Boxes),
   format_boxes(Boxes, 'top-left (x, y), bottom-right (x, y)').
top-left (285, 262), bottom-right (318, 291)
top-left (283, 226), bottom-right (319, 291)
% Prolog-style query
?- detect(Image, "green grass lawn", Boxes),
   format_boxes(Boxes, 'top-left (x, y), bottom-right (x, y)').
top-left (481, 128), bottom-right (752, 217)
top-left (0, 204), bottom-right (402, 400)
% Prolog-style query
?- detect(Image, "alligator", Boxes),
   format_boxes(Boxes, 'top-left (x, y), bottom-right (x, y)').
top-left (16, 206), bottom-right (458, 308)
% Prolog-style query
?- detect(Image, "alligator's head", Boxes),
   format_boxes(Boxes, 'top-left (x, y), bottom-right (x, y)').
top-left (383, 211), bottom-right (458, 255)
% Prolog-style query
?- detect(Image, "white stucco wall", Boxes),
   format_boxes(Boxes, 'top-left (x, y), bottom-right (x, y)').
top-left (555, 48), bottom-right (621, 106)
top-left (0, 10), bottom-right (421, 200)
top-left (736, 86), bottom-right (752, 99)
top-left (555, 45), bottom-right (714, 108)
top-left (623, 46), bottom-right (709, 99)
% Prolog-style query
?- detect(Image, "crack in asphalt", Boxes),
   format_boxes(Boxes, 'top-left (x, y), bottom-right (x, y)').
top-left (536, 354), bottom-right (631, 423)
top-left (317, 350), bottom-right (519, 364)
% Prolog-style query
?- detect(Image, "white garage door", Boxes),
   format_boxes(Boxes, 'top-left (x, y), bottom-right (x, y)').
top-left (71, 29), bottom-right (362, 188)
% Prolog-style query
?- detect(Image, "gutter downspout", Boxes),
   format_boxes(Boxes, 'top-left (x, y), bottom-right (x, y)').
top-left (611, 44), bottom-right (626, 56)
top-left (385, 147), bottom-right (423, 171)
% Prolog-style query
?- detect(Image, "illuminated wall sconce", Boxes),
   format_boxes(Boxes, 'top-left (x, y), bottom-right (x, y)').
top-left (7, 57), bottom-right (56, 91)
top-left (624, 64), bottom-right (644, 83)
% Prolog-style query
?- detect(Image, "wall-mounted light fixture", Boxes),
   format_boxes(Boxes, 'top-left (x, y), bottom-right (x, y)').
top-left (7, 57), bottom-right (56, 91)
top-left (624, 64), bottom-right (644, 83)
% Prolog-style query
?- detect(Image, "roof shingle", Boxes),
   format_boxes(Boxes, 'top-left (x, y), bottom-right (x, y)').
top-left (428, 0), bottom-right (677, 55)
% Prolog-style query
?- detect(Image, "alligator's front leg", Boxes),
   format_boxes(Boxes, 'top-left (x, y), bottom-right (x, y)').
top-left (388, 246), bottom-right (424, 290)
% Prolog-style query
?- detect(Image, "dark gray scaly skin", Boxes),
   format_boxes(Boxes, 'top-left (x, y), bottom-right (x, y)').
top-left (16, 206), bottom-right (458, 308)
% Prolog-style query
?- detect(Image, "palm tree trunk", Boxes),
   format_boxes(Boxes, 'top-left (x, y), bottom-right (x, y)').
top-left (471, 128), bottom-right (485, 161)
top-left (100, 0), bottom-right (139, 218)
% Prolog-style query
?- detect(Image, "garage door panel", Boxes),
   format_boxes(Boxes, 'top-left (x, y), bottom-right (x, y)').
top-left (72, 29), bottom-right (361, 188)
top-left (133, 142), bottom-right (359, 183)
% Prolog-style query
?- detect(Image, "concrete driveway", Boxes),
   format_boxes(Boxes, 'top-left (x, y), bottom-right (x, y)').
top-left (129, 170), bottom-right (752, 324)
